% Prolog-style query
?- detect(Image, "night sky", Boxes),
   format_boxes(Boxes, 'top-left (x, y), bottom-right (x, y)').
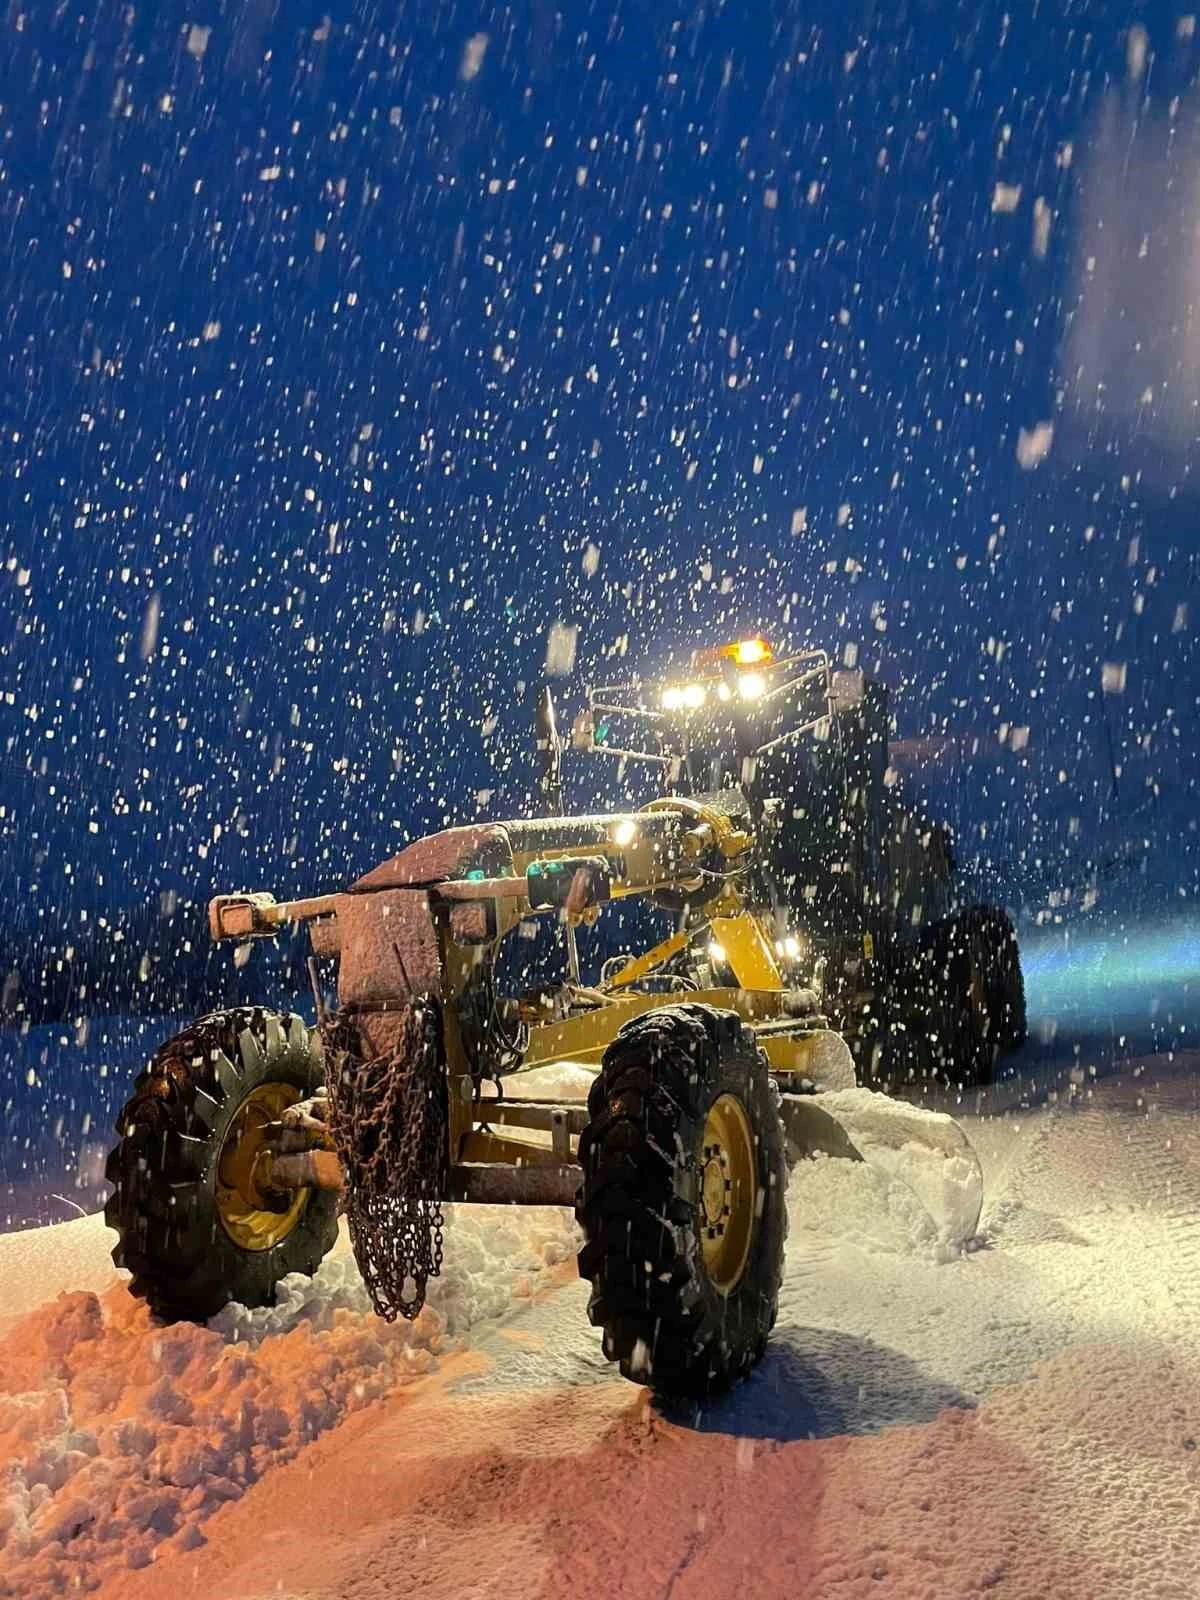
top-left (1, 0), bottom-right (1197, 954)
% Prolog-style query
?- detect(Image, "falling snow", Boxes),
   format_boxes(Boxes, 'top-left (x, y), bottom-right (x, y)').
top-left (0, 3), bottom-right (1198, 1593)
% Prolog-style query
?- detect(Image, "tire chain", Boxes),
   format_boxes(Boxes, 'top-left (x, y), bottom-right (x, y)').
top-left (322, 1001), bottom-right (447, 1321)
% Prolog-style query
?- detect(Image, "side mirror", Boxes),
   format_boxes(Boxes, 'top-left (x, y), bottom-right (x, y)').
top-left (526, 856), bottom-right (613, 915)
top-left (570, 708), bottom-right (595, 750)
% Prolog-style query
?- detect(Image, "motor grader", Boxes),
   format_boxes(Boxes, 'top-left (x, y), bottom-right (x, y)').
top-left (105, 638), bottom-right (1024, 1396)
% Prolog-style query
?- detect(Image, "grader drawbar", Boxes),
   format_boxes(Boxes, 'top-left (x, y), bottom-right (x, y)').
top-left (105, 638), bottom-right (1015, 1396)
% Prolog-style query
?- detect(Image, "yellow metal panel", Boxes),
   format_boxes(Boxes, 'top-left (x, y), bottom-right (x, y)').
top-left (642, 795), bottom-right (751, 863)
top-left (761, 1033), bottom-right (827, 1076)
top-left (441, 940), bottom-right (483, 1156)
top-left (708, 914), bottom-right (783, 991)
top-left (507, 827), bottom-right (693, 900)
top-left (606, 928), bottom-right (691, 989)
top-left (761, 1030), bottom-right (855, 1089)
top-left (520, 986), bottom-right (787, 1069)
top-left (520, 1001), bottom-right (638, 1067)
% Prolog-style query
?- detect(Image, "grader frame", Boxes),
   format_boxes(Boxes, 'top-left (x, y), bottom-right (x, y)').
top-left (107, 635), bottom-right (1005, 1388)
top-left (208, 789), bottom-right (851, 1215)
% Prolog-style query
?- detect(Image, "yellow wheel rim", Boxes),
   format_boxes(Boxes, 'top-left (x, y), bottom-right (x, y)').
top-left (216, 1081), bottom-right (309, 1251)
top-left (698, 1092), bottom-right (758, 1294)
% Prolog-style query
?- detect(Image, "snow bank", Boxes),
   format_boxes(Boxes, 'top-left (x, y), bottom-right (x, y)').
top-left (0, 1214), bottom-right (119, 1325)
top-left (790, 1089), bottom-right (984, 1258)
top-left (0, 1205), bottom-right (577, 1596)
top-left (786, 1151), bottom-right (958, 1260)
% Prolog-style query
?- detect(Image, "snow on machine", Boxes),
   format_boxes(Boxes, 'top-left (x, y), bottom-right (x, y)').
top-left (105, 638), bottom-right (1024, 1396)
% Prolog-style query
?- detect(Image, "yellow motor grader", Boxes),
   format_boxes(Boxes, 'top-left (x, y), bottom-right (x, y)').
top-left (105, 638), bottom-right (1022, 1395)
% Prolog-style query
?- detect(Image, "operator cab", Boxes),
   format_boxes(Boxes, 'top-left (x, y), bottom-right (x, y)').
top-left (559, 635), bottom-right (936, 1021)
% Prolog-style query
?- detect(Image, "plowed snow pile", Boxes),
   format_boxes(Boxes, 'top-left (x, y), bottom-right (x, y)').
top-left (0, 1208), bottom-right (576, 1596)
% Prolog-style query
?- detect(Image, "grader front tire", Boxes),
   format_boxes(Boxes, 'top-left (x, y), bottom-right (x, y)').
top-left (104, 1008), bottom-right (339, 1323)
top-left (576, 1002), bottom-right (787, 1398)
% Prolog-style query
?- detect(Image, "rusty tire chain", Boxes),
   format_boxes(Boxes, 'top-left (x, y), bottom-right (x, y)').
top-left (322, 1001), bottom-right (447, 1320)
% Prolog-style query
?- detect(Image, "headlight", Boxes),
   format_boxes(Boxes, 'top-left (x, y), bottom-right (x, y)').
top-left (661, 686), bottom-right (685, 711)
top-left (707, 940), bottom-right (727, 965)
top-left (611, 819), bottom-right (637, 846)
top-left (681, 683), bottom-right (707, 709)
top-left (737, 672), bottom-right (767, 701)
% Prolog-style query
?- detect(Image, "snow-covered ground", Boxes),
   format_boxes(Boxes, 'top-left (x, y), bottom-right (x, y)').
top-left (1, 1053), bottom-right (1198, 1598)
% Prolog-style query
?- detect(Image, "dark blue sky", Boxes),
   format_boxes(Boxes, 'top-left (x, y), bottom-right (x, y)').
top-left (0, 0), bottom-right (1196, 936)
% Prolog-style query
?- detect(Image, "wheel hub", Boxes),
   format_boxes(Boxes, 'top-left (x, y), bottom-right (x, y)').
top-left (216, 1081), bottom-right (310, 1251)
top-left (697, 1092), bottom-right (757, 1294)
top-left (701, 1148), bottom-right (730, 1230)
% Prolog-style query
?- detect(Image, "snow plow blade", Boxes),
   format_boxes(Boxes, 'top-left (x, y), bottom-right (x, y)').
top-left (779, 1088), bottom-right (983, 1254)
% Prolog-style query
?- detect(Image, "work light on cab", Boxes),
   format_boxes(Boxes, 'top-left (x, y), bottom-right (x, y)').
top-left (659, 637), bottom-right (776, 712)
top-left (660, 681), bottom-right (709, 711)
top-left (729, 636), bottom-right (773, 666)
top-left (689, 636), bottom-right (775, 672)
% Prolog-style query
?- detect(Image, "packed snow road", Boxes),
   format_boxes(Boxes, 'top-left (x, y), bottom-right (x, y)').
top-left (1, 1054), bottom-right (1198, 1599)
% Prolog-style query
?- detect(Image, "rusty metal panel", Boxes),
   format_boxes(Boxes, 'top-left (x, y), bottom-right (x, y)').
top-left (336, 889), bottom-right (442, 1007)
top-left (447, 1161), bottom-right (582, 1206)
top-left (351, 825), bottom-right (511, 892)
top-left (268, 1149), bottom-right (345, 1192)
top-left (448, 900), bottom-right (494, 944)
top-left (341, 1007), bottom-right (415, 1061)
top-left (308, 912), bottom-right (342, 959)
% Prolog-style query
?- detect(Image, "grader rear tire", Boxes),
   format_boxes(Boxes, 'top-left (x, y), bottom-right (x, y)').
top-left (876, 908), bottom-right (1025, 1089)
top-left (942, 907), bottom-right (1027, 1084)
top-left (966, 905), bottom-right (1027, 1053)
top-left (104, 1008), bottom-right (339, 1323)
top-left (576, 1003), bottom-right (787, 1398)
